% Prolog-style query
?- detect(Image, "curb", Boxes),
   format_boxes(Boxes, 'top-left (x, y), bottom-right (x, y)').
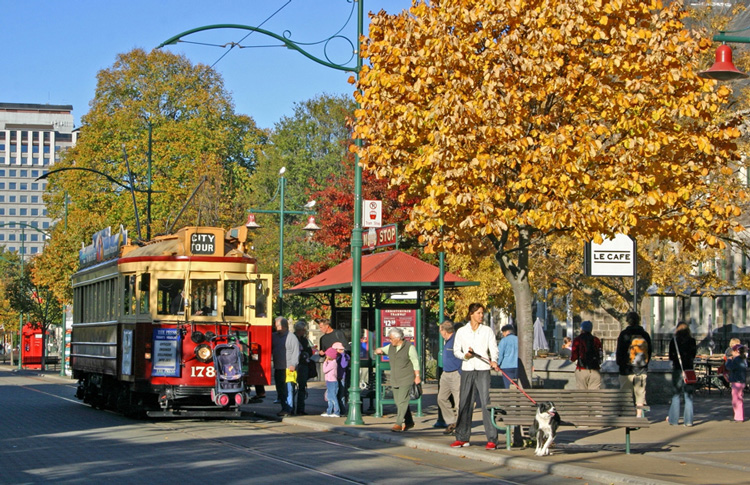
top-left (276, 414), bottom-right (683, 485)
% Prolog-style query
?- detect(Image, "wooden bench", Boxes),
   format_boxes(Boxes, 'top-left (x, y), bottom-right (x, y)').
top-left (488, 388), bottom-right (650, 454)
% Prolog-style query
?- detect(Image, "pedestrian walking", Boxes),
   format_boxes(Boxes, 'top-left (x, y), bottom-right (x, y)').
top-left (374, 327), bottom-right (421, 432)
top-left (725, 343), bottom-right (747, 422)
top-left (616, 311), bottom-right (651, 417)
top-left (571, 320), bottom-right (603, 390)
top-left (496, 324), bottom-right (518, 389)
top-left (321, 347), bottom-right (341, 417)
top-left (437, 320), bottom-right (462, 435)
top-left (293, 320), bottom-right (315, 415)
top-left (271, 316), bottom-right (299, 416)
top-left (667, 322), bottom-right (696, 427)
top-left (450, 303), bottom-right (500, 450)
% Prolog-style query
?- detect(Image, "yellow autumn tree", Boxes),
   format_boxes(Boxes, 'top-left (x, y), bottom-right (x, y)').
top-left (354, 0), bottom-right (749, 381)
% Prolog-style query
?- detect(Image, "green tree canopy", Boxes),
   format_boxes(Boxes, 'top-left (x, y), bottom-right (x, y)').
top-left (36, 48), bottom-right (265, 303)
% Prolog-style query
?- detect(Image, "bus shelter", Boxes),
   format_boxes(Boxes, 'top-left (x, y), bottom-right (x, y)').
top-left (287, 249), bottom-right (477, 417)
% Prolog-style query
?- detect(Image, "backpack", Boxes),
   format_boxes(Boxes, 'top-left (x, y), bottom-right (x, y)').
top-left (578, 333), bottom-right (600, 370)
top-left (629, 336), bottom-right (649, 372)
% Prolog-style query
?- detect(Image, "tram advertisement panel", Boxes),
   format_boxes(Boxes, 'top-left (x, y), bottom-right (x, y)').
top-left (379, 308), bottom-right (416, 362)
top-left (152, 328), bottom-right (181, 377)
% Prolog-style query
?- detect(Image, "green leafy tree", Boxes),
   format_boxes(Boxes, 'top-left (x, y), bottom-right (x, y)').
top-left (7, 258), bottom-right (62, 368)
top-left (354, 0), bottom-right (749, 382)
top-left (36, 48), bottom-right (264, 303)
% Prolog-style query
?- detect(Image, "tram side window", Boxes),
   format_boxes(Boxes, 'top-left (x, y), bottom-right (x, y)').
top-left (191, 279), bottom-right (217, 316)
top-left (123, 275), bottom-right (136, 315)
top-left (157, 279), bottom-right (185, 315)
top-left (255, 279), bottom-right (269, 319)
top-left (138, 274), bottom-right (150, 314)
top-left (224, 280), bottom-right (245, 317)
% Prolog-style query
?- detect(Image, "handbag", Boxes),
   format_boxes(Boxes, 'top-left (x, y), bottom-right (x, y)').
top-left (409, 382), bottom-right (422, 400)
top-left (674, 337), bottom-right (697, 385)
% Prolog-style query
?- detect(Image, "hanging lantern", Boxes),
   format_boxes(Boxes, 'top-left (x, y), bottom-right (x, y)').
top-left (245, 213), bottom-right (261, 229)
top-left (699, 44), bottom-right (748, 80)
top-left (303, 215), bottom-right (321, 235)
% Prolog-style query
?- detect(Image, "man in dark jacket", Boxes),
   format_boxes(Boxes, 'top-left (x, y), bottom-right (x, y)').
top-left (615, 311), bottom-right (652, 417)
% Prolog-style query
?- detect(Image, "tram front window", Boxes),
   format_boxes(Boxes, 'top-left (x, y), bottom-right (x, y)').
top-left (191, 279), bottom-right (217, 316)
top-left (157, 279), bottom-right (185, 315)
top-left (224, 280), bottom-right (246, 317)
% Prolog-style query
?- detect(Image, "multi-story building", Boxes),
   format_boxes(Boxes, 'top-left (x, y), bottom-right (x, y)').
top-left (0, 103), bottom-right (76, 257)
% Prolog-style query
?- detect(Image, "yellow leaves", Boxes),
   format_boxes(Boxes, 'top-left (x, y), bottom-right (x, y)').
top-left (600, 15), bottom-right (609, 26)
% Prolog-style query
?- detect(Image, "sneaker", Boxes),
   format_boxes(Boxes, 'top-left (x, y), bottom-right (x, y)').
top-left (450, 440), bottom-right (470, 448)
top-left (485, 442), bottom-right (497, 450)
top-left (329, 413), bottom-right (340, 418)
top-left (320, 413), bottom-right (330, 417)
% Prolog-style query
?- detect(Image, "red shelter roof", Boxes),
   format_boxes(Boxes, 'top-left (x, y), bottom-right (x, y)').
top-left (287, 250), bottom-right (477, 295)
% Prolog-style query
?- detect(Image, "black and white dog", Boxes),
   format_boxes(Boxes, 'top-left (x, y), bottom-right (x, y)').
top-left (529, 401), bottom-right (561, 456)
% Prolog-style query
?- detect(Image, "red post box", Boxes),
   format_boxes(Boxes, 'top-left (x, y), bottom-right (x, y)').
top-left (21, 324), bottom-right (44, 369)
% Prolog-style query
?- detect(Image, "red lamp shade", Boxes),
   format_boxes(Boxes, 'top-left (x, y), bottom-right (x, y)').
top-left (699, 44), bottom-right (748, 80)
top-left (245, 213), bottom-right (261, 229)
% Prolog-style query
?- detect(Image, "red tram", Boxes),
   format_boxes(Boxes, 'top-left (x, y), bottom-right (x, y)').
top-left (70, 224), bottom-right (272, 417)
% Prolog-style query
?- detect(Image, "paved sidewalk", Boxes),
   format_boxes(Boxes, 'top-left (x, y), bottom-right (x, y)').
top-left (246, 379), bottom-right (749, 485)
top-left (15, 365), bottom-right (749, 485)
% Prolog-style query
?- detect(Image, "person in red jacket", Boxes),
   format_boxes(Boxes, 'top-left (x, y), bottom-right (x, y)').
top-left (571, 320), bottom-right (603, 390)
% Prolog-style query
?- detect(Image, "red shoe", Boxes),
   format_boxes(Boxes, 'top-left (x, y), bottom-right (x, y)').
top-left (485, 442), bottom-right (497, 450)
top-left (450, 440), bottom-right (470, 448)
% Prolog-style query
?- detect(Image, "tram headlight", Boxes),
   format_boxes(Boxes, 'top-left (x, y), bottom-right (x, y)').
top-left (194, 344), bottom-right (213, 363)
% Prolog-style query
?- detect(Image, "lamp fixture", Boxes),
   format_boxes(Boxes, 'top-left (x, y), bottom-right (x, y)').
top-left (699, 44), bottom-right (748, 80)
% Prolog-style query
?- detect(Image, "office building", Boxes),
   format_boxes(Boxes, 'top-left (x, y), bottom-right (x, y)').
top-left (0, 103), bottom-right (76, 257)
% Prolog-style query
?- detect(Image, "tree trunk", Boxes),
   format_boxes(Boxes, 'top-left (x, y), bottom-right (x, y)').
top-left (494, 227), bottom-right (535, 386)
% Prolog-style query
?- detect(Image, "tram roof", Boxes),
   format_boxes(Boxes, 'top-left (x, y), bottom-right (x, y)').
top-left (286, 250), bottom-right (477, 295)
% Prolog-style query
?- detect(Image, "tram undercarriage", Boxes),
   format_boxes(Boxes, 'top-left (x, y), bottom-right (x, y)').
top-left (75, 372), bottom-right (242, 418)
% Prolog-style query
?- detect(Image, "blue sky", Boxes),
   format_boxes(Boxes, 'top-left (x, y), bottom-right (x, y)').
top-left (1, 0), bottom-right (412, 130)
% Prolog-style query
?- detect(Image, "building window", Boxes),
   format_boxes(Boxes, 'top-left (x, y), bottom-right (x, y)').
top-left (42, 209), bottom-right (48, 216)
top-left (0, 196), bottom-right (3, 202)
top-left (9, 170), bottom-right (15, 176)
top-left (30, 234), bottom-right (38, 242)
top-left (20, 170), bottom-right (27, 177)
top-left (8, 247), bottom-right (15, 252)
top-left (20, 183), bottom-right (27, 190)
top-left (8, 209), bottom-right (15, 215)
top-left (20, 196), bottom-right (27, 203)
top-left (31, 183), bottom-right (38, 190)
top-left (0, 170), bottom-right (4, 176)
top-left (0, 208), bottom-right (4, 215)
top-left (0, 183), bottom-right (4, 189)
top-left (9, 196), bottom-right (15, 202)
top-left (0, 235), bottom-right (4, 241)
top-left (31, 208), bottom-right (38, 216)
top-left (31, 196), bottom-right (38, 203)
top-left (19, 208), bottom-right (27, 216)
top-left (31, 170), bottom-right (38, 177)
top-left (30, 247), bottom-right (38, 254)
top-left (8, 234), bottom-right (15, 241)
top-left (8, 183), bottom-right (16, 189)
top-left (31, 221), bottom-right (39, 228)
top-left (42, 222), bottom-right (49, 229)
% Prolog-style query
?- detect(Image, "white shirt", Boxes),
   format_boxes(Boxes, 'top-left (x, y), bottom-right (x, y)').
top-left (453, 323), bottom-right (499, 371)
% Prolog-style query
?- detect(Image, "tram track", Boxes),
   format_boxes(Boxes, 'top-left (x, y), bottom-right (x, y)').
top-left (150, 417), bottom-right (545, 485)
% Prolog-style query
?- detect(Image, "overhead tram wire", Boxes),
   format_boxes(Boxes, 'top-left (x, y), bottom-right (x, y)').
top-left (210, 0), bottom-right (293, 68)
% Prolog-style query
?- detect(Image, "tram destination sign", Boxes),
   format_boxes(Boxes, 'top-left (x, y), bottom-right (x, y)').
top-left (190, 233), bottom-right (216, 255)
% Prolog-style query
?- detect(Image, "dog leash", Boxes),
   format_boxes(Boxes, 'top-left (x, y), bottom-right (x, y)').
top-left (469, 350), bottom-right (537, 404)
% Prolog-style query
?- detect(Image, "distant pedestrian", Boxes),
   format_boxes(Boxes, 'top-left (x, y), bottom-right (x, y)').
top-left (559, 336), bottom-right (572, 359)
top-left (616, 311), bottom-right (651, 417)
top-left (374, 327), bottom-right (421, 432)
top-left (725, 343), bottom-right (747, 423)
top-left (293, 320), bottom-right (315, 415)
top-left (333, 341), bottom-right (350, 415)
top-left (321, 347), bottom-right (340, 417)
top-left (271, 316), bottom-right (299, 416)
top-left (667, 322), bottom-right (696, 427)
top-left (571, 320), bottom-right (603, 390)
top-left (437, 320), bottom-right (462, 435)
top-left (496, 324), bottom-right (518, 389)
top-left (451, 303), bottom-right (500, 450)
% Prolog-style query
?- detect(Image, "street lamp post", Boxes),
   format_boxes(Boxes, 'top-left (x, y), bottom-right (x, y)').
top-left (699, 29), bottom-right (750, 80)
top-left (246, 167), bottom-right (320, 315)
top-left (159, 0), bottom-right (367, 424)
